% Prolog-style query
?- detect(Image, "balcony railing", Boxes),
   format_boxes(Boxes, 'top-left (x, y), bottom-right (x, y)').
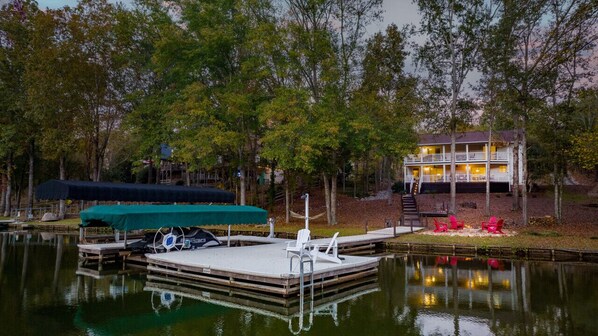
top-left (405, 151), bottom-right (508, 163)
top-left (406, 173), bottom-right (510, 183)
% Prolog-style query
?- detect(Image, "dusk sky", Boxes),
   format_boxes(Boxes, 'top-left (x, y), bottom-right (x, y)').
top-left (34, 0), bottom-right (423, 32)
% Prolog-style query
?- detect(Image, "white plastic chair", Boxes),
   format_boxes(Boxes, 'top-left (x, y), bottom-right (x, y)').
top-left (286, 228), bottom-right (311, 257)
top-left (310, 232), bottom-right (341, 264)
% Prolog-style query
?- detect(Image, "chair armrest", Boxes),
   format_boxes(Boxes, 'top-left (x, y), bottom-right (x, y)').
top-left (307, 242), bottom-right (321, 251)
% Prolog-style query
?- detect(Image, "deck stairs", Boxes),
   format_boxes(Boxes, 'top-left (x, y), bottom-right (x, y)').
top-left (410, 178), bottom-right (420, 195)
top-left (400, 194), bottom-right (422, 227)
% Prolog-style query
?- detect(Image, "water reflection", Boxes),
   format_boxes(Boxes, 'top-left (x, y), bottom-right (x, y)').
top-left (391, 255), bottom-right (598, 336)
top-left (1, 232), bottom-right (597, 335)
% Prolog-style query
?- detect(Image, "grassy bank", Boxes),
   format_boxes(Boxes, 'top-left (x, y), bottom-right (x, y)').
top-left (391, 229), bottom-right (598, 251)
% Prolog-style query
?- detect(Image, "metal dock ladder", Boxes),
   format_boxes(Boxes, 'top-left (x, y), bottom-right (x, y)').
top-left (289, 251), bottom-right (314, 334)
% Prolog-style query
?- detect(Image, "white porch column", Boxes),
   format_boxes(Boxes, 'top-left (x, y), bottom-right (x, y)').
top-left (404, 165), bottom-right (407, 191)
top-left (466, 144), bottom-right (469, 161)
top-left (443, 165), bottom-right (446, 182)
top-left (467, 164), bottom-right (470, 182)
top-left (442, 146), bottom-right (446, 161)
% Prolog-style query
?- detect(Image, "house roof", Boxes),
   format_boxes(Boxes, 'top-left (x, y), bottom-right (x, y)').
top-left (418, 130), bottom-right (519, 145)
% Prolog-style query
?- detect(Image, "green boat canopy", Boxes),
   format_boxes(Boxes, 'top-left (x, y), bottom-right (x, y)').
top-left (80, 205), bottom-right (268, 231)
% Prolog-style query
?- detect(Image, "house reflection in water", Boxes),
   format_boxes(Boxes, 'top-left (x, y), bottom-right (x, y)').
top-left (406, 256), bottom-right (521, 311)
top-left (402, 255), bottom-right (535, 335)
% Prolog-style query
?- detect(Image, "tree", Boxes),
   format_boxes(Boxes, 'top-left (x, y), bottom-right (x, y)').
top-left (352, 24), bottom-right (418, 204)
top-left (66, 0), bottom-right (144, 182)
top-left (0, 0), bottom-right (39, 217)
top-left (569, 88), bottom-right (598, 178)
top-left (484, 0), bottom-right (598, 224)
top-left (25, 8), bottom-right (81, 218)
top-left (282, 0), bottom-right (382, 224)
top-left (415, 0), bottom-right (494, 214)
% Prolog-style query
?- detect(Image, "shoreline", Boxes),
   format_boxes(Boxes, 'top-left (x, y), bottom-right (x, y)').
top-left (7, 223), bottom-right (598, 260)
top-left (385, 241), bottom-right (598, 263)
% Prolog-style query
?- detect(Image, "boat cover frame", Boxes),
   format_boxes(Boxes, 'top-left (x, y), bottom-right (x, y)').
top-left (36, 179), bottom-right (235, 204)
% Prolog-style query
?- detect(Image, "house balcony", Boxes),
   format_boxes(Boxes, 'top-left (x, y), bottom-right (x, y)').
top-left (406, 173), bottom-right (510, 183)
top-left (404, 151), bottom-right (509, 164)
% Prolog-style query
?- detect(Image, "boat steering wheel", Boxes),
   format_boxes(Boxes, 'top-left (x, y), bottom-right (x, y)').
top-left (153, 227), bottom-right (185, 253)
top-left (151, 290), bottom-right (183, 316)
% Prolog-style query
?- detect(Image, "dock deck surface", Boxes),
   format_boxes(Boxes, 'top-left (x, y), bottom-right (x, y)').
top-left (146, 242), bottom-right (376, 279)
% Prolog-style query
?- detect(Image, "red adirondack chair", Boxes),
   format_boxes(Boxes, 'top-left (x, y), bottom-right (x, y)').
top-left (449, 215), bottom-right (464, 230)
top-left (487, 219), bottom-right (505, 234)
top-left (487, 258), bottom-right (500, 269)
top-left (481, 216), bottom-right (497, 231)
top-left (433, 218), bottom-right (448, 233)
top-left (435, 256), bottom-right (449, 265)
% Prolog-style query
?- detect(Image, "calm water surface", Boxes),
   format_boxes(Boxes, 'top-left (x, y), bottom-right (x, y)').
top-left (0, 232), bottom-right (597, 336)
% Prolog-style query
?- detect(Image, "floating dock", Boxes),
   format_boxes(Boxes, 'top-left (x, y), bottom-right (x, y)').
top-left (146, 241), bottom-right (380, 297)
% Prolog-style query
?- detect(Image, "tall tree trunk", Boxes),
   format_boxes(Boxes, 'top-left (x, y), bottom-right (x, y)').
top-left (353, 161), bottom-right (357, 198)
top-left (268, 162), bottom-right (276, 209)
top-left (239, 167), bottom-right (246, 205)
top-left (93, 138), bottom-right (101, 182)
top-left (3, 153), bottom-right (12, 217)
top-left (323, 172), bottom-right (331, 224)
top-left (342, 160), bottom-right (346, 193)
top-left (521, 122), bottom-right (528, 225)
top-left (27, 140), bottom-right (35, 218)
top-left (0, 173), bottom-right (5, 215)
top-left (554, 162), bottom-right (562, 224)
top-left (285, 173), bottom-right (290, 224)
top-left (363, 158), bottom-right (369, 196)
top-left (374, 161), bottom-right (380, 193)
top-left (156, 161), bottom-right (160, 184)
top-left (449, 3), bottom-right (458, 215)
top-left (16, 165), bottom-right (25, 210)
top-left (147, 159), bottom-right (153, 184)
top-left (450, 129), bottom-right (457, 214)
top-left (185, 163), bottom-right (191, 186)
top-left (512, 126), bottom-right (520, 211)
top-left (386, 157), bottom-right (393, 206)
top-left (331, 172), bottom-right (337, 225)
top-left (58, 155), bottom-right (66, 219)
top-left (486, 128), bottom-right (492, 216)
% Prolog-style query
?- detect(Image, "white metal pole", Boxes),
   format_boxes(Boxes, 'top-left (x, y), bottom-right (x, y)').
top-left (227, 225), bottom-right (231, 247)
top-left (304, 193), bottom-right (309, 230)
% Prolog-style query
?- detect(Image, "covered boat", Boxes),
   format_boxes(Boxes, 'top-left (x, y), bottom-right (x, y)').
top-left (79, 204), bottom-right (269, 252)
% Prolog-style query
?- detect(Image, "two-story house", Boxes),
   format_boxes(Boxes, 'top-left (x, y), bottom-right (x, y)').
top-left (403, 130), bottom-right (523, 194)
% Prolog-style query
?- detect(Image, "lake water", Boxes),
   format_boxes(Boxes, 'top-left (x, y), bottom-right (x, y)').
top-left (1, 232), bottom-right (597, 336)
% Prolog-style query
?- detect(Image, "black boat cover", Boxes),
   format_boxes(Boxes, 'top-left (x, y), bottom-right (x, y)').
top-left (35, 179), bottom-right (235, 204)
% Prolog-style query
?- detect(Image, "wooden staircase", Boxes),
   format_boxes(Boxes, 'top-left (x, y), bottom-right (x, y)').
top-left (411, 178), bottom-right (419, 195)
top-left (400, 194), bottom-right (422, 228)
